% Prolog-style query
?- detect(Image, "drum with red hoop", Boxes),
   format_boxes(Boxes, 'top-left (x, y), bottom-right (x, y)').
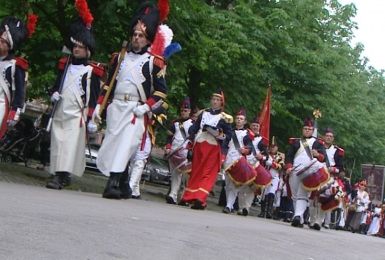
top-left (169, 150), bottom-right (191, 174)
top-left (225, 156), bottom-right (257, 186)
top-left (296, 159), bottom-right (330, 191)
top-left (302, 167), bottom-right (329, 191)
top-left (253, 164), bottom-right (272, 187)
top-left (319, 181), bottom-right (343, 211)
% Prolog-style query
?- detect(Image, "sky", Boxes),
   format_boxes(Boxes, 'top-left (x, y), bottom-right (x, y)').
top-left (338, 0), bottom-right (385, 71)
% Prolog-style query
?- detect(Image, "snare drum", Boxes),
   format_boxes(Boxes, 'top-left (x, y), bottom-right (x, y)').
top-left (225, 156), bottom-right (257, 186)
top-left (253, 164), bottom-right (272, 188)
top-left (169, 150), bottom-right (192, 174)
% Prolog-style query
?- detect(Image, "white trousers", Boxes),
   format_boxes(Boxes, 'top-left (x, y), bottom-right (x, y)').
top-left (289, 172), bottom-right (310, 223)
top-left (309, 199), bottom-right (325, 226)
top-left (129, 132), bottom-right (151, 196)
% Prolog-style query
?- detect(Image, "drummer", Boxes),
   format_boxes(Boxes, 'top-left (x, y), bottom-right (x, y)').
top-left (245, 116), bottom-right (270, 214)
top-left (164, 97), bottom-right (194, 205)
top-left (222, 108), bottom-right (254, 215)
top-left (285, 117), bottom-right (327, 228)
top-left (308, 127), bottom-right (345, 230)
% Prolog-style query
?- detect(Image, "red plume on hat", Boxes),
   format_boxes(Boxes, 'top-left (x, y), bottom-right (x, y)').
top-left (150, 0), bottom-right (172, 57)
top-left (75, 0), bottom-right (94, 29)
top-left (158, 0), bottom-right (170, 22)
top-left (26, 12), bottom-right (38, 38)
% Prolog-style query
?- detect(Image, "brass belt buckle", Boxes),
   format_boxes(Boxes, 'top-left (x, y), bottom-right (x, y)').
top-left (124, 94), bottom-right (129, 101)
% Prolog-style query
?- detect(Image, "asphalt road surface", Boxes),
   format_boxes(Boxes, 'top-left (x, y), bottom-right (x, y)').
top-left (0, 182), bottom-right (384, 260)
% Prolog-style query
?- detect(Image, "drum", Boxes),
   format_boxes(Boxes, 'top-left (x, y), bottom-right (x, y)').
top-left (319, 183), bottom-right (344, 211)
top-left (302, 167), bottom-right (330, 191)
top-left (320, 197), bottom-right (340, 211)
top-left (253, 164), bottom-right (272, 188)
top-left (169, 150), bottom-right (191, 174)
top-left (225, 156), bottom-right (257, 186)
top-left (295, 159), bottom-right (330, 191)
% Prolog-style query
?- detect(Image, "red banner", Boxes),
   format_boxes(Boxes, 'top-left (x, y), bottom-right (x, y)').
top-left (258, 86), bottom-right (271, 146)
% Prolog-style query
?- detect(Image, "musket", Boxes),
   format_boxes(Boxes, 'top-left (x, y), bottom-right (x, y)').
top-left (98, 40), bottom-right (128, 118)
top-left (46, 46), bottom-right (72, 132)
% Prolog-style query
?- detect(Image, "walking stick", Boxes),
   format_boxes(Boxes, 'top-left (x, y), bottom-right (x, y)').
top-left (98, 40), bottom-right (128, 118)
top-left (46, 46), bottom-right (72, 132)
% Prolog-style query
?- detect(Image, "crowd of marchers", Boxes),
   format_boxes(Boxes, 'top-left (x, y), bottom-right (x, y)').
top-left (0, 0), bottom-right (384, 238)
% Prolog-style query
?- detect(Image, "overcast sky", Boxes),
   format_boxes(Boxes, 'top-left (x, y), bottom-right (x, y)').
top-left (338, 0), bottom-right (385, 71)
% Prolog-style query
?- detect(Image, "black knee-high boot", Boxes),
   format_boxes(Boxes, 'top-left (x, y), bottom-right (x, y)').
top-left (266, 193), bottom-right (275, 219)
top-left (258, 199), bottom-right (266, 218)
top-left (119, 173), bottom-right (132, 199)
top-left (102, 173), bottom-right (122, 199)
top-left (46, 172), bottom-right (71, 190)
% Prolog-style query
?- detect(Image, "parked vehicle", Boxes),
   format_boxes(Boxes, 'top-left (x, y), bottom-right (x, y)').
top-left (85, 144), bottom-right (100, 172)
top-left (141, 156), bottom-right (171, 186)
top-left (84, 145), bottom-right (171, 185)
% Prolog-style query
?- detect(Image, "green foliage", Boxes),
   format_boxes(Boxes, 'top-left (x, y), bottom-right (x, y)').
top-left (2, 0), bottom-right (385, 179)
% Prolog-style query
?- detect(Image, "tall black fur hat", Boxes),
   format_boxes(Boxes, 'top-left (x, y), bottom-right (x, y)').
top-left (0, 16), bottom-right (28, 51)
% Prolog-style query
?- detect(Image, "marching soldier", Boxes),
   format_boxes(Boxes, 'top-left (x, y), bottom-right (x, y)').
top-left (0, 16), bottom-right (29, 139)
top-left (261, 138), bottom-right (285, 219)
top-left (94, 1), bottom-right (169, 199)
top-left (308, 127), bottom-right (345, 230)
top-left (322, 128), bottom-right (345, 229)
top-left (179, 89), bottom-right (232, 209)
top-left (244, 117), bottom-right (270, 216)
top-left (46, 1), bottom-right (104, 189)
top-left (222, 108), bottom-right (254, 215)
top-left (165, 97), bottom-right (194, 204)
top-left (285, 117), bottom-right (327, 228)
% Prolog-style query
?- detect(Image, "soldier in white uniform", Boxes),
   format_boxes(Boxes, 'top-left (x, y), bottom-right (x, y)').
top-left (261, 140), bottom-right (285, 219)
top-left (285, 118), bottom-right (327, 228)
top-left (93, 2), bottom-right (168, 199)
top-left (0, 16), bottom-right (28, 139)
top-left (308, 127), bottom-right (345, 230)
top-left (165, 97), bottom-right (193, 204)
top-left (243, 117), bottom-right (269, 215)
top-left (222, 109), bottom-right (254, 215)
top-left (46, 5), bottom-right (104, 189)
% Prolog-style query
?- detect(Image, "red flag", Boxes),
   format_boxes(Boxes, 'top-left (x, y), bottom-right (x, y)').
top-left (258, 86), bottom-right (272, 146)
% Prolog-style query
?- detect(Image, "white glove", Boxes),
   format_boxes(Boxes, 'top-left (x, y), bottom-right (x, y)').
top-left (133, 104), bottom-right (150, 117)
top-left (92, 104), bottom-right (101, 124)
top-left (51, 91), bottom-right (61, 102)
top-left (87, 120), bottom-right (98, 134)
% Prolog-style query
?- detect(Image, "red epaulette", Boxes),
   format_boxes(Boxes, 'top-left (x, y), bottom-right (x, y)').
top-left (317, 137), bottom-right (325, 145)
top-left (247, 129), bottom-right (255, 140)
top-left (336, 146), bottom-right (345, 157)
top-left (109, 52), bottom-right (119, 66)
top-left (15, 57), bottom-right (29, 70)
top-left (153, 55), bottom-right (166, 69)
top-left (89, 62), bottom-right (105, 78)
top-left (58, 57), bottom-right (70, 70)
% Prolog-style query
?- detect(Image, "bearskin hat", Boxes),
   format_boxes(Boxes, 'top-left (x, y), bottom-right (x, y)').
top-left (0, 16), bottom-right (28, 51)
top-left (67, 0), bottom-right (95, 56)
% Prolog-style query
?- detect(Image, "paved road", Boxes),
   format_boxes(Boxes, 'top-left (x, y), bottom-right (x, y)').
top-left (1, 182), bottom-right (384, 260)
